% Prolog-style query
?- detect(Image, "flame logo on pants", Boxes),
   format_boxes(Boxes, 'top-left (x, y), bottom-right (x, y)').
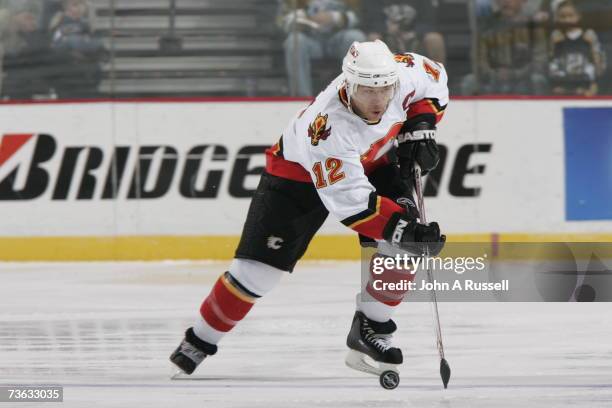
top-left (308, 113), bottom-right (332, 146)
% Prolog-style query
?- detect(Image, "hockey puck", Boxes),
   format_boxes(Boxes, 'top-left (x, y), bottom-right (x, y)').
top-left (379, 370), bottom-right (399, 390)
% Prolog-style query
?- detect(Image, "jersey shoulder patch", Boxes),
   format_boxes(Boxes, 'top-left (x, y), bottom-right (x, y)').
top-left (308, 113), bottom-right (332, 146)
top-left (394, 53), bottom-right (415, 68)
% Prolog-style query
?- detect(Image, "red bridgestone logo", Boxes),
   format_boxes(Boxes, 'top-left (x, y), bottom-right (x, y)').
top-left (0, 134), bottom-right (34, 167)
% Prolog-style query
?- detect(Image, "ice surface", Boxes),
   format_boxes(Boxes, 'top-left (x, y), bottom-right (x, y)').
top-left (0, 261), bottom-right (610, 408)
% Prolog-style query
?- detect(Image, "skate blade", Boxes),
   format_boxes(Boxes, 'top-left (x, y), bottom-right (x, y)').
top-left (171, 370), bottom-right (188, 380)
top-left (345, 349), bottom-right (399, 377)
top-left (169, 362), bottom-right (191, 380)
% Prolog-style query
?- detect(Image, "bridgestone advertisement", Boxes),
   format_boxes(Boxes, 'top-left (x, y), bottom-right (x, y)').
top-left (0, 100), bottom-right (610, 251)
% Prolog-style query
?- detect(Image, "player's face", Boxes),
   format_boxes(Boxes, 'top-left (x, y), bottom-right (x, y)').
top-left (351, 85), bottom-right (395, 122)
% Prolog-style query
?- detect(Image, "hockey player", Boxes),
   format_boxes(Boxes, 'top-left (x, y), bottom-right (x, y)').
top-left (170, 39), bottom-right (448, 381)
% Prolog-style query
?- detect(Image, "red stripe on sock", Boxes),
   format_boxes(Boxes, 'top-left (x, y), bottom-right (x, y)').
top-left (201, 296), bottom-right (234, 332)
top-left (366, 254), bottom-right (416, 306)
top-left (200, 275), bottom-right (255, 332)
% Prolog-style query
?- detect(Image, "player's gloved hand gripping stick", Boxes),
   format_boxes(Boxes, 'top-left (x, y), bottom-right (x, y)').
top-left (383, 120), bottom-right (446, 256)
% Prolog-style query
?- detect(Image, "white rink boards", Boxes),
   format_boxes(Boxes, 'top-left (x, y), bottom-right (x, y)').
top-left (1, 99), bottom-right (612, 262)
top-left (0, 261), bottom-right (611, 408)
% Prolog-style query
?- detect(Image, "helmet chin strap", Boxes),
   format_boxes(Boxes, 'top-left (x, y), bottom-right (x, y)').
top-left (345, 82), bottom-right (356, 115)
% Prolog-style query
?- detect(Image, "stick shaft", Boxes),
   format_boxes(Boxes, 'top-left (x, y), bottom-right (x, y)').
top-left (413, 166), bottom-right (445, 360)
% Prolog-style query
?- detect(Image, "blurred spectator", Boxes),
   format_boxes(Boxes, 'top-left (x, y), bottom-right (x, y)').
top-left (532, 0), bottom-right (612, 40)
top-left (475, 0), bottom-right (496, 18)
top-left (0, 0), bottom-right (52, 99)
top-left (0, 4), bottom-right (10, 94)
top-left (462, 0), bottom-right (548, 95)
top-left (477, 0), bottom-right (543, 19)
top-left (279, 0), bottom-right (365, 96)
top-left (548, 0), bottom-right (606, 95)
top-left (360, 0), bottom-right (446, 64)
top-left (48, 0), bottom-right (105, 98)
top-left (41, 0), bottom-right (63, 30)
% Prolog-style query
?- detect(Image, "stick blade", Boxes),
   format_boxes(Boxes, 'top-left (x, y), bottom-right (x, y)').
top-left (440, 358), bottom-right (451, 389)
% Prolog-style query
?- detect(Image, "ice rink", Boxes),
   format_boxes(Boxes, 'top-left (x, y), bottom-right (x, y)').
top-left (1, 261), bottom-right (611, 407)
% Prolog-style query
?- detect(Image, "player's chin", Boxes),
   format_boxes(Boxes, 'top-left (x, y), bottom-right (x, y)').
top-left (368, 111), bottom-right (383, 121)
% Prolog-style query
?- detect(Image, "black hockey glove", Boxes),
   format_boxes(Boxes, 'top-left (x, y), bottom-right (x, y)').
top-left (397, 121), bottom-right (440, 176)
top-left (383, 213), bottom-right (446, 256)
top-left (394, 196), bottom-right (420, 220)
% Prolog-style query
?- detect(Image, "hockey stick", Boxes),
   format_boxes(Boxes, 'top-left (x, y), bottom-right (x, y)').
top-left (413, 165), bottom-right (451, 389)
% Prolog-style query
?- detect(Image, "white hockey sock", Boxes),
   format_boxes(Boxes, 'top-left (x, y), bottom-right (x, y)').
top-left (194, 317), bottom-right (227, 345)
top-left (355, 293), bottom-right (398, 323)
top-left (228, 258), bottom-right (284, 297)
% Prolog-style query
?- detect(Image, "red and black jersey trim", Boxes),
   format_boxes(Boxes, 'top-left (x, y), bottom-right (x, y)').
top-left (406, 98), bottom-right (447, 125)
top-left (265, 138), bottom-right (311, 182)
top-left (341, 192), bottom-right (405, 240)
top-left (342, 192), bottom-right (379, 226)
top-left (269, 136), bottom-right (284, 158)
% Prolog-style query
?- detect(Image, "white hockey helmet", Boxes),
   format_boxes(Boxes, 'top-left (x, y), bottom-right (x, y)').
top-left (342, 40), bottom-right (399, 97)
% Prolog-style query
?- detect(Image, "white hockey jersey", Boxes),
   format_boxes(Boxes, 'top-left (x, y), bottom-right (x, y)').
top-left (265, 52), bottom-right (449, 240)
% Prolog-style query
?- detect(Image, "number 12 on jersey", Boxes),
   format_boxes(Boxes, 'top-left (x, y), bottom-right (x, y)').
top-left (312, 158), bottom-right (345, 189)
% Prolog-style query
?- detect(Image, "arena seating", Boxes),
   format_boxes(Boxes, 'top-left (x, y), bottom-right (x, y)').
top-left (90, 0), bottom-right (287, 97)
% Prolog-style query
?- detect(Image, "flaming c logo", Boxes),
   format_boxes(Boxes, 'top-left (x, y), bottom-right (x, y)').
top-left (308, 113), bottom-right (332, 146)
top-left (394, 53), bottom-right (415, 67)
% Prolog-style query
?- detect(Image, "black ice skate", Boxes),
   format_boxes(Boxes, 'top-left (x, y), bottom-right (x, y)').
top-left (170, 327), bottom-right (217, 376)
top-left (345, 311), bottom-right (402, 389)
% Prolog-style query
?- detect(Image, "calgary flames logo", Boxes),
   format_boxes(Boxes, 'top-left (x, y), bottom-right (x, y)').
top-left (394, 53), bottom-right (415, 67)
top-left (308, 113), bottom-right (332, 146)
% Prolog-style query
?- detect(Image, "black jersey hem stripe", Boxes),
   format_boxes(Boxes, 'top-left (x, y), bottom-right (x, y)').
top-left (341, 192), bottom-right (379, 227)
